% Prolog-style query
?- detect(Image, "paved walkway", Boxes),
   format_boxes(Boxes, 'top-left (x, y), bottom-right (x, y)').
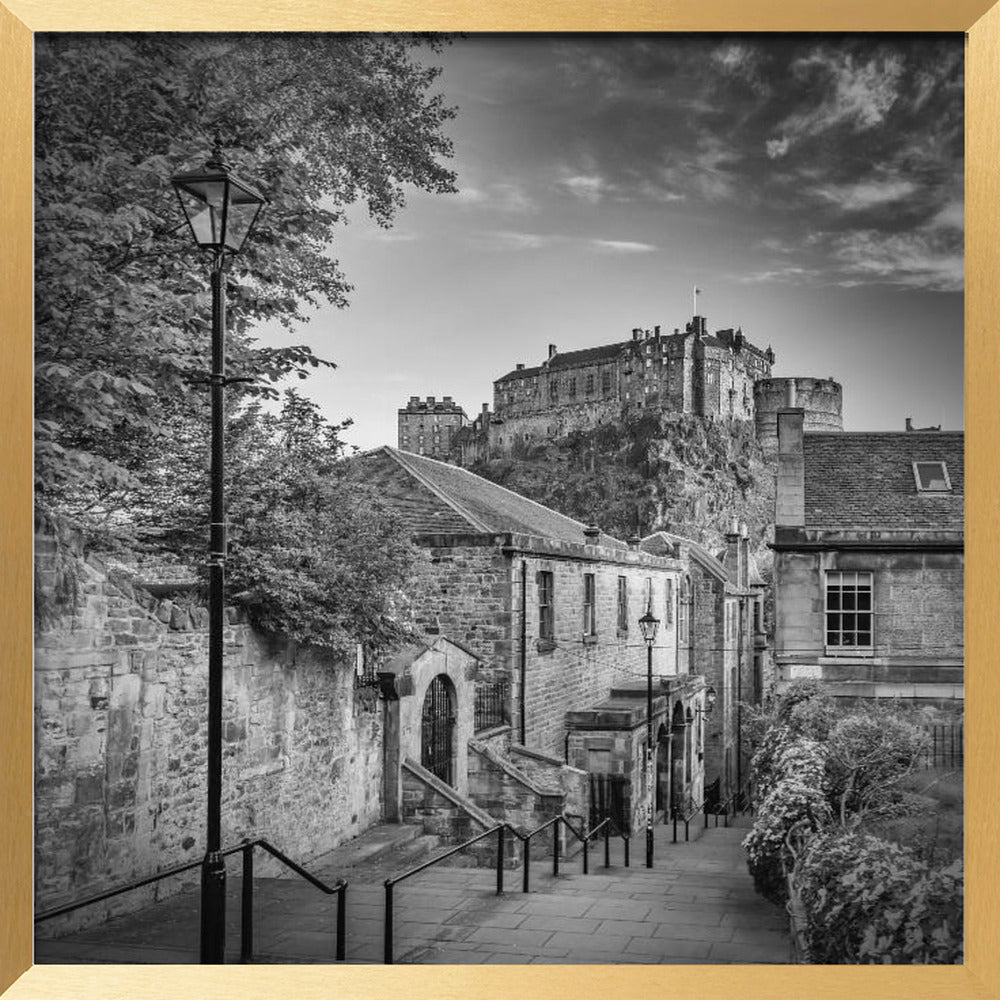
top-left (35, 823), bottom-right (789, 965)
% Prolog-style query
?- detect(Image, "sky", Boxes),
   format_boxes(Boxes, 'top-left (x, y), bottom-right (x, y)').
top-left (258, 34), bottom-right (965, 451)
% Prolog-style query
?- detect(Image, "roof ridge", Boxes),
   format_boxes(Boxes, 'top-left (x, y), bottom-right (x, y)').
top-left (379, 447), bottom-right (493, 534)
top-left (385, 447), bottom-right (627, 547)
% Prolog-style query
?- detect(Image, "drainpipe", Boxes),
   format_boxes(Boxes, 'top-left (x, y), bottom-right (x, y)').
top-left (736, 599), bottom-right (744, 797)
top-left (520, 559), bottom-right (527, 745)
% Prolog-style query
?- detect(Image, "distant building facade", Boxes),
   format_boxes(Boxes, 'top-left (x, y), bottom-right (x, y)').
top-left (489, 315), bottom-right (776, 454)
top-left (770, 409), bottom-right (963, 709)
top-left (397, 395), bottom-right (468, 460)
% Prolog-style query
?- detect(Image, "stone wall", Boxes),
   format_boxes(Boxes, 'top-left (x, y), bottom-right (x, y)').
top-left (772, 546), bottom-right (965, 702)
top-left (34, 530), bottom-right (384, 925)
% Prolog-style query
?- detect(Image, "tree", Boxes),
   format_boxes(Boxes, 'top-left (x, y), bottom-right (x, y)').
top-left (34, 33), bottom-right (456, 521)
top-left (219, 391), bottom-right (421, 656)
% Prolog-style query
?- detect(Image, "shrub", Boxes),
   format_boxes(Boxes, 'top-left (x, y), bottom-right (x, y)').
top-left (795, 829), bottom-right (963, 964)
top-left (743, 737), bottom-right (830, 904)
top-left (825, 709), bottom-right (928, 824)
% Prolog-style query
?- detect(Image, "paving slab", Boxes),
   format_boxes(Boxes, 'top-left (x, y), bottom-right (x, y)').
top-left (34, 823), bottom-right (790, 966)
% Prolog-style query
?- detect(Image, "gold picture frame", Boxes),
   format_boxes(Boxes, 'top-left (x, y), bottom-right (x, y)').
top-left (2, 4), bottom-right (997, 998)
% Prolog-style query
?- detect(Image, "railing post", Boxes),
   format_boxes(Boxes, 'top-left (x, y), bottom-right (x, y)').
top-left (240, 842), bottom-right (254, 964)
top-left (553, 818), bottom-right (560, 877)
top-left (624, 835), bottom-right (630, 868)
top-left (724, 802), bottom-right (730, 828)
top-left (523, 834), bottom-right (531, 893)
top-left (582, 825), bottom-right (589, 875)
top-left (496, 825), bottom-right (505, 895)
top-left (384, 881), bottom-right (393, 964)
top-left (604, 823), bottom-right (610, 869)
top-left (684, 817), bottom-right (690, 842)
top-left (672, 810), bottom-right (678, 844)
top-left (336, 883), bottom-right (346, 961)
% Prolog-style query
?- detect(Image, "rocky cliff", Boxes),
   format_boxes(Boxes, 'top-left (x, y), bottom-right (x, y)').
top-left (471, 412), bottom-right (775, 562)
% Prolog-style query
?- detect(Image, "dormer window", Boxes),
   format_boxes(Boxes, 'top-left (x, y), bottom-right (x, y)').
top-left (913, 461), bottom-right (952, 492)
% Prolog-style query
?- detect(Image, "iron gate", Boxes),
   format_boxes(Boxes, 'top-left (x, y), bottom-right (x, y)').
top-left (421, 675), bottom-right (455, 784)
top-left (589, 772), bottom-right (628, 833)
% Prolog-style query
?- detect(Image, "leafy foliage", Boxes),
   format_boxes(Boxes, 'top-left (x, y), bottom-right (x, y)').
top-left (35, 33), bottom-right (456, 519)
top-left (221, 393), bottom-right (421, 655)
top-left (743, 737), bottom-right (830, 904)
top-left (796, 829), bottom-right (963, 964)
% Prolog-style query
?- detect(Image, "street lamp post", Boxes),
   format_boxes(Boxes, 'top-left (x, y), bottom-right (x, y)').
top-left (171, 152), bottom-right (265, 964)
top-left (638, 609), bottom-right (660, 869)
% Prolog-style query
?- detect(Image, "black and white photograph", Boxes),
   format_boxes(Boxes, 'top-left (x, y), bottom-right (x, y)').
top-left (32, 32), bottom-right (964, 966)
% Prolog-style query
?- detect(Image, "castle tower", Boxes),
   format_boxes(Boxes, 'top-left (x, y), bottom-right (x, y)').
top-left (753, 377), bottom-right (843, 458)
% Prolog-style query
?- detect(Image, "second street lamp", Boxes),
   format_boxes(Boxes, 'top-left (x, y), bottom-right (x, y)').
top-left (638, 609), bottom-right (660, 869)
top-left (171, 151), bottom-right (266, 965)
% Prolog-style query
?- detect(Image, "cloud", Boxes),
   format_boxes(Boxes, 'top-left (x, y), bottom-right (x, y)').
top-left (812, 179), bottom-right (918, 212)
top-left (560, 173), bottom-right (607, 202)
top-left (765, 137), bottom-right (790, 159)
top-left (830, 228), bottom-right (963, 291)
top-left (471, 230), bottom-right (555, 251)
top-left (766, 47), bottom-right (905, 156)
top-left (928, 201), bottom-right (964, 231)
top-left (590, 239), bottom-right (658, 253)
top-left (451, 181), bottom-right (534, 213)
top-left (362, 230), bottom-right (419, 243)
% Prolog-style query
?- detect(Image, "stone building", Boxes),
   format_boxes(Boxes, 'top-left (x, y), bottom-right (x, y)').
top-left (351, 446), bottom-right (714, 834)
top-left (640, 526), bottom-right (765, 805)
top-left (770, 409), bottom-right (964, 708)
top-left (397, 395), bottom-right (468, 459)
top-left (489, 314), bottom-right (775, 455)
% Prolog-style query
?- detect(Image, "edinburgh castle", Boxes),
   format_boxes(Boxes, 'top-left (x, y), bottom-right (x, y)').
top-left (400, 311), bottom-right (844, 465)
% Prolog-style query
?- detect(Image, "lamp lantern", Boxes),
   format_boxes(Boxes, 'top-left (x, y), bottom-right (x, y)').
top-left (171, 152), bottom-right (266, 254)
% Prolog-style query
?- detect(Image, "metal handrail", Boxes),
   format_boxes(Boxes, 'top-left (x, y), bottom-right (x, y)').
top-left (383, 824), bottom-right (504, 964)
top-left (35, 838), bottom-right (347, 964)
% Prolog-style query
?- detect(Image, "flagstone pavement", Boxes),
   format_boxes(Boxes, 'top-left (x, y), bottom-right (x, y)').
top-left (35, 822), bottom-right (790, 966)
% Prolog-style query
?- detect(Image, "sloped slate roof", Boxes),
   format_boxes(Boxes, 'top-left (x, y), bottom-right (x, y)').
top-left (548, 342), bottom-right (631, 369)
top-left (352, 447), bottom-right (627, 549)
top-left (803, 432), bottom-right (964, 531)
top-left (496, 342), bottom-right (631, 383)
top-left (496, 365), bottom-right (543, 384)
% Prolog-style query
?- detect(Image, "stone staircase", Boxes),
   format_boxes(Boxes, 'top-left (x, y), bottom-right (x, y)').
top-left (310, 822), bottom-right (444, 885)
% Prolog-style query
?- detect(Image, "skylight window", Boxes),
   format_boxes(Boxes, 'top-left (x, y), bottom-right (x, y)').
top-left (912, 461), bottom-right (952, 492)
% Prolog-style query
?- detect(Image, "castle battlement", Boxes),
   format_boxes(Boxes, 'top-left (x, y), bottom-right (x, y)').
top-left (489, 315), bottom-right (777, 454)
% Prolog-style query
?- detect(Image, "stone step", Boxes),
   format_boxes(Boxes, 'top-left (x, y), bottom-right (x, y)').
top-left (311, 823), bottom-right (425, 880)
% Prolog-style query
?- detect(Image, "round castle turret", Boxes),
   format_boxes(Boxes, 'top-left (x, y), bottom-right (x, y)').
top-left (754, 377), bottom-right (843, 456)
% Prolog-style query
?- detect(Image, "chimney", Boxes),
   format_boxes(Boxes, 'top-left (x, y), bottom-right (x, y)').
top-left (654, 325), bottom-right (661, 337)
top-left (644, 329), bottom-right (652, 340)
top-left (905, 417), bottom-right (913, 432)
top-left (785, 380), bottom-right (797, 408)
top-left (548, 344), bottom-right (557, 359)
top-left (482, 402), bottom-right (489, 414)
top-left (583, 524), bottom-right (601, 542)
top-left (516, 363), bottom-right (525, 371)
top-left (443, 396), bottom-right (453, 404)
top-left (427, 396), bottom-right (436, 405)
top-left (724, 528), bottom-right (741, 588)
top-left (409, 396), bottom-right (419, 404)
top-left (627, 535), bottom-right (641, 551)
top-left (632, 328), bottom-right (641, 341)
top-left (776, 408), bottom-right (805, 527)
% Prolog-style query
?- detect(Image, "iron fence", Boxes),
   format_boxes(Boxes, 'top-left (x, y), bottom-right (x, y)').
top-left (919, 723), bottom-right (963, 769)
top-left (474, 679), bottom-right (510, 732)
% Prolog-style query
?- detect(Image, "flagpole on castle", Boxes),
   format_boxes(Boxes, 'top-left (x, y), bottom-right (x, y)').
top-left (693, 285), bottom-right (701, 317)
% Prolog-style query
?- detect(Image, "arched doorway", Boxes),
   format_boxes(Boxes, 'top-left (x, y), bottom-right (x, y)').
top-left (421, 674), bottom-right (456, 785)
top-left (669, 701), bottom-right (687, 816)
